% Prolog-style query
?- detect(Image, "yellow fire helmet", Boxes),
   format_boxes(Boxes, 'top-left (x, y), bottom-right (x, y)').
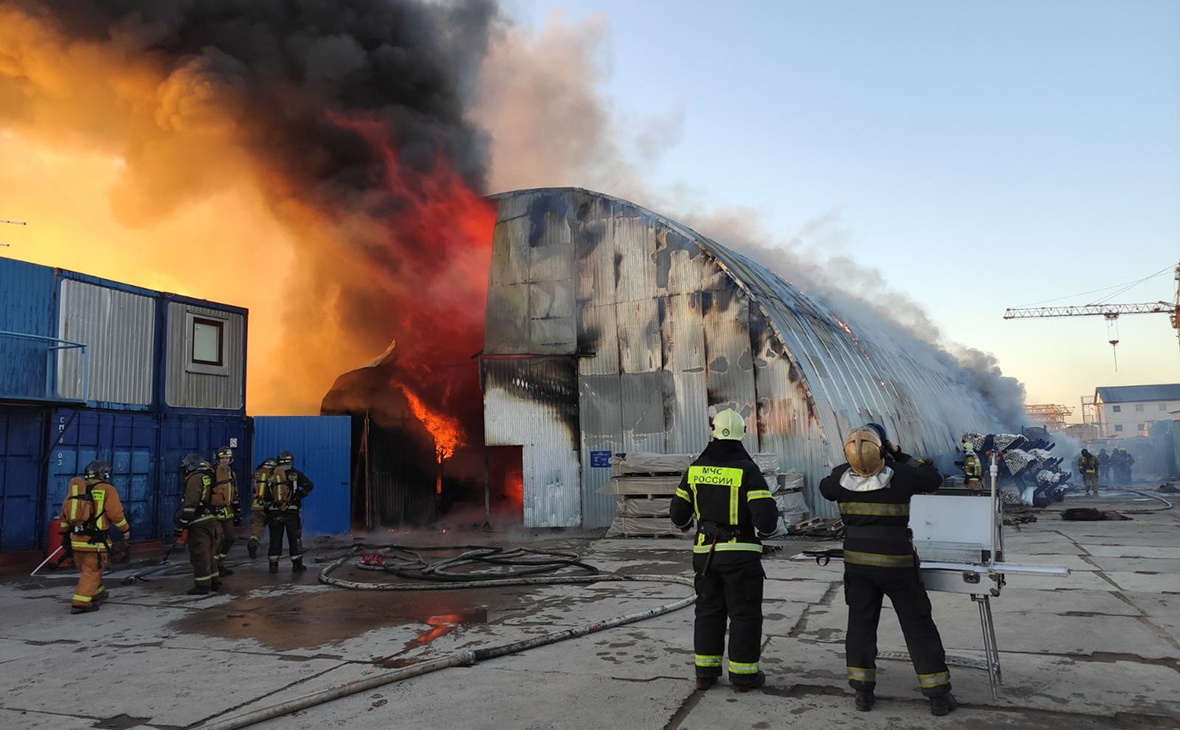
top-left (711, 408), bottom-right (746, 441)
top-left (845, 427), bottom-right (885, 477)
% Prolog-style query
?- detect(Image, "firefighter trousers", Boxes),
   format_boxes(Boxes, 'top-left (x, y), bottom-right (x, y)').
top-left (692, 557), bottom-right (764, 683)
top-left (1083, 473), bottom-right (1098, 493)
top-left (216, 517), bottom-right (235, 573)
top-left (187, 520), bottom-right (220, 588)
top-left (248, 508), bottom-right (267, 547)
top-left (843, 565), bottom-right (951, 697)
top-left (71, 550), bottom-right (108, 609)
top-left (267, 511), bottom-right (303, 565)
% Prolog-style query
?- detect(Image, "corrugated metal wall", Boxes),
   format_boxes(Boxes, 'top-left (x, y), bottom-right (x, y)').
top-left (164, 301), bottom-right (246, 410)
top-left (0, 406), bottom-right (47, 551)
top-left (253, 416), bottom-right (351, 536)
top-left (56, 278), bottom-right (155, 405)
top-left (485, 189), bottom-right (1004, 522)
top-left (44, 409), bottom-right (159, 541)
top-left (483, 357), bottom-right (582, 527)
top-left (0, 258), bottom-right (56, 401)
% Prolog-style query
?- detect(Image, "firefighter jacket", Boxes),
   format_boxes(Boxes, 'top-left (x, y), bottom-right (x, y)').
top-left (963, 454), bottom-right (982, 481)
top-left (211, 463), bottom-right (241, 519)
top-left (1077, 453), bottom-right (1099, 474)
top-left (819, 454), bottom-right (942, 569)
top-left (251, 467), bottom-right (273, 509)
top-left (670, 440), bottom-right (779, 562)
top-left (57, 478), bottom-right (130, 553)
top-left (178, 469), bottom-right (217, 528)
top-left (267, 466), bottom-right (313, 514)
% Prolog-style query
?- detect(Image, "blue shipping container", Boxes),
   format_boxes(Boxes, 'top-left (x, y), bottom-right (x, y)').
top-left (253, 416), bottom-right (351, 536)
top-left (0, 258), bottom-right (58, 402)
top-left (44, 409), bottom-right (159, 541)
top-left (0, 406), bottom-right (47, 551)
top-left (159, 413), bottom-right (251, 536)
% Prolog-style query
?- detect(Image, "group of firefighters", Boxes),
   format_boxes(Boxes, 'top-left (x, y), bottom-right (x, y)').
top-left (1077, 447), bottom-right (1136, 496)
top-left (58, 448), bottom-right (313, 613)
top-left (673, 410), bottom-right (957, 715)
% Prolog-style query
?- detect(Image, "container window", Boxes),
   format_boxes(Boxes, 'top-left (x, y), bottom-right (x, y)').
top-left (1113, 425), bottom-right (1123, 432)
top-left (1112, 405), bottom-right (1121, 413)
top-left (192, 318), bottom-right (224, 366)
top-left (1134, 404), bottom-right (1144, 412)
top-left (1161, 403), bottom-right (1169, 411)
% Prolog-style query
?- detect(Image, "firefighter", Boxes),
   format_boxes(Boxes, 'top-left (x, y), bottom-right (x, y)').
top-left (1120, 448), bottom-right (1135, 484)
top-left (670, 409), bottom-right (778, 692)
top-left (175, 454), bottom-right (221, 595)
top-left (248, 457), bottom-right (276, 559)
top-left (57, 461), bottom-right (130, 614)
top-left (960, 442), bottom-right (983, 490)
top-left (1077, 449), bottom-right (1100, 496)
top-left (1097, 448), bottom-right (1111, 483)
top-left (267, 450), bottom-right (314, 574)
top-left (819, 426), bottom-right (956, 716)
top-left (211, 446), bottom-right (242, 577)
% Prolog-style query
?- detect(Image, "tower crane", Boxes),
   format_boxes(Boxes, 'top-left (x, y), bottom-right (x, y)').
top-left (1003, 261), bottom-right (1180, 370)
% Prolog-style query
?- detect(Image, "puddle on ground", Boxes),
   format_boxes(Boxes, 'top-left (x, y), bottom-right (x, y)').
top-left (169, 584), bottom-right (534, 652)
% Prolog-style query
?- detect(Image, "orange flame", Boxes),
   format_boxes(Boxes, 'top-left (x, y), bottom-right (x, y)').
top-left (398, 383), bottom-right (463, 462)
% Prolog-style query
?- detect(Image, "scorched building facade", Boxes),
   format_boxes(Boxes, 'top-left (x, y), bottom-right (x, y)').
top-left (482, 189), bottom-right (1001, 527)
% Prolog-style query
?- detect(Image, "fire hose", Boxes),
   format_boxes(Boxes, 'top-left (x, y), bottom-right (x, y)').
top-left (198, 545), bottom-right (696, 730)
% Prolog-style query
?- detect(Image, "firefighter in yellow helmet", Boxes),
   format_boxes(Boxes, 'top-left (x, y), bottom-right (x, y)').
top-left (211, 446), bottom-right (242, 577)
top-left (247, 457), bottom-right (276, 559)
top-left (959, 442), bottom-right (983, 491)
top-left (57, 461), bottom-right (130, 614)
top-left (267, 451), bottom-right (314, 574)
top-left (174, 454), bottom-right (221, 594)
top-left (1077, 449), bottom-right (1100, 497)
top-left (819, 425), bottom-right (956, 716)
top-left (669, 408), bottom-right (778, 692)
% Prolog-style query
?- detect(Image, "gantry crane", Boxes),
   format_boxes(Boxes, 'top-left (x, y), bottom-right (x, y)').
top-left (1003, 261), bottom-right (1180, 370)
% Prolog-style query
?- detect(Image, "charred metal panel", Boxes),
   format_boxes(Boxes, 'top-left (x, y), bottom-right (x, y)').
top-left (661, 293), bottom-right (709, 454)
top-left (613, 212), bottom-right (657, 305)
top-left (700, 282), bottom-right (759, 452)
top-left (482, 357), bottom-right (581, 527)
top-left (577, 371), bottom-right (622, 528)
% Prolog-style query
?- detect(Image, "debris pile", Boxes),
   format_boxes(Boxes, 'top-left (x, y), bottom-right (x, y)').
top-left (961, 432), bottom-right (1072, 507)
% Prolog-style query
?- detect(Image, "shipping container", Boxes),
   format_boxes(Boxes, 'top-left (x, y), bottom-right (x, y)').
top-left (158, 413), bottom-right (251, 537)
top-left (44, 409), bottom-right (159, 542)
top-left (162, 297), bottom-right (247, 412)
top-left (253, 416), bottom-right (351, 536)
top-left (0, 406), bottom-right (48, 551)
top-left (0, 258), bottom-right (59, 402)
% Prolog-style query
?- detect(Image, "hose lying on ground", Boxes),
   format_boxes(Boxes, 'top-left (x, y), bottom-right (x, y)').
top-left (198, 546), bottom-right (696, 730)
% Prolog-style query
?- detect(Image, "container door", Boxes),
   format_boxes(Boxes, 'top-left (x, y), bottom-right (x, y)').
top-left (45, 410), bottom-right (160, 542)
top-left (0, 407), bottom-right (47, 551)
top-left (158, 414), bottom-right (250, 539)
top-left (253, 416), bottom-right (351, 536)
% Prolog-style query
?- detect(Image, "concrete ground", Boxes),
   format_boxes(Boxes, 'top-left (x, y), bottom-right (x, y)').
top-left (0, 489), bottom-right (1177, 730)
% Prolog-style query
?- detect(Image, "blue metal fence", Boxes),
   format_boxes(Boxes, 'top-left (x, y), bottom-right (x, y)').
top-left (253, 416), bottom-right (351, 536)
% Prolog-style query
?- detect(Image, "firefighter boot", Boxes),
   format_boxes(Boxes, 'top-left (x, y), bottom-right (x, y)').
top-left (71, 604), bottom-right (99, 615)
top-left (247, 540), bottom-right (258, 559)
top-left (210, 579), bottom-right (223, 591)
top-left (220, 567), bottom-right (234, 577)
top-left (187, 585), bottom-right (210, 596)
top-left (695, 677), bottom-right (717, 691)
top-left (855, 689), bottom-right (875, 712)
top-left (291, 557), bottom-right (306, 573)
top-left (929, 693), bottom-right (958, 716)
top-left (732, 671), bottom-right (766, 693)
top-left (269, 561), bottom-right (279, 574)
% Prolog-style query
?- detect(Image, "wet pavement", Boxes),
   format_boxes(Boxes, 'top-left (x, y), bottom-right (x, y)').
top-left (0, 490), bottom-right (1178, 729)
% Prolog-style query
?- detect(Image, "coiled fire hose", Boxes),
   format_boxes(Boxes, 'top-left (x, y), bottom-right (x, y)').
top-left (199, 546), bottom-right (696, 730)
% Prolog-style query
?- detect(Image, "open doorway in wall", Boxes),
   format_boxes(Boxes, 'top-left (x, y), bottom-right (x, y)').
top-left (485, 446), bottom-right (524, 527)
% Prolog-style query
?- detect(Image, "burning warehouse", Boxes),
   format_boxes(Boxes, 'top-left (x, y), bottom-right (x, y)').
top-left (481, 188), bottom-right (1009, 527)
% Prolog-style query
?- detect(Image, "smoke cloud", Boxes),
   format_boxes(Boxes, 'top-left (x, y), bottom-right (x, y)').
top-left (1, 0), bottom-right (500, 430)
top-left (473, 12), bottom-right (1028, 431)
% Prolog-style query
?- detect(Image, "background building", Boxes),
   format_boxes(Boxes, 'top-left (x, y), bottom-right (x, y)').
top-left (0, 257), bottom-right (349, 552)
top-left (482, 189), bottom-right (1007, 527)
top-left (1093, 384), bottom-right (1180, 439)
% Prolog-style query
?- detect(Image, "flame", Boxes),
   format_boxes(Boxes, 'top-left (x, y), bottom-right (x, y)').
top-left (504, 470), bottom-right (524, 507)
top-left (834, 317), bottom-right (854, 337)
top-left (398, 383), bottom-right (463, 462)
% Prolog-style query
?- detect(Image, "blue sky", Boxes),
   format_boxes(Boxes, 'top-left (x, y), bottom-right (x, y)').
top-left (505, 0), bottom-right (1180, 415)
